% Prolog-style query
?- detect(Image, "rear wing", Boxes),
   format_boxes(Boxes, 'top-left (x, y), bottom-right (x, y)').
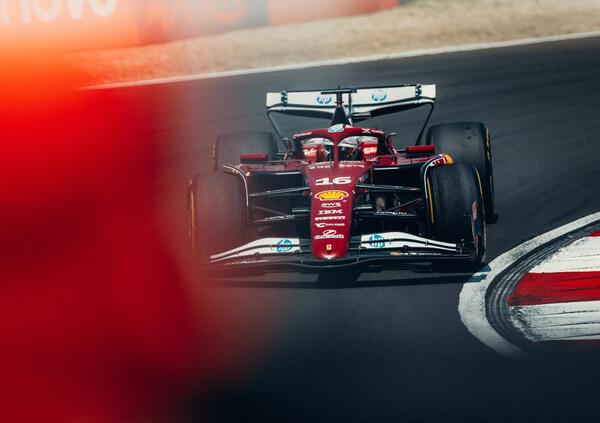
top-left (266, 85), bottom-right (436, 145)
top-left (266, 85), bottom-right (436, 121)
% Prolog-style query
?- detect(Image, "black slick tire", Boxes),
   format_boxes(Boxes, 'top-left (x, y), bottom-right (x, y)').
top-left (427, 122), bottom-right (496, 223)
top-left (187, 170), bottom-right (247, 258)
top-left (426, 163), bottom-right (486, 272)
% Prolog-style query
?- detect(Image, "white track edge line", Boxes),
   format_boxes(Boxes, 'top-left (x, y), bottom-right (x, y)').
top-left (458, 211), bottom-right (600, 360)
top-left (88, 31), bottom-right (600, 90)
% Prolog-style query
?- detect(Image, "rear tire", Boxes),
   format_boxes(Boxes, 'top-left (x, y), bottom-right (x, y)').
top-left (426, 163), bottom-right (486, 272)
top-left (187, 171), bottom-right (247, 257)
top-left (214, 131), bottom-right (278, 170)
top-left (427, 122), bottom-right (496, 223)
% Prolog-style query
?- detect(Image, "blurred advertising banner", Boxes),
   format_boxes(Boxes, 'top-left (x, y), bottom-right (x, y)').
top-left (0, 0), bottom-right (400, 51)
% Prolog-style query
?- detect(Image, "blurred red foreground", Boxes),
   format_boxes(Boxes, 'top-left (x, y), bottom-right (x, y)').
top-left (0, 54), bottom-right (209, 422)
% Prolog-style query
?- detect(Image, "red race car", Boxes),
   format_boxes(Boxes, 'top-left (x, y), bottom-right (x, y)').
top-left (187, 85), bottom-right (495, 274)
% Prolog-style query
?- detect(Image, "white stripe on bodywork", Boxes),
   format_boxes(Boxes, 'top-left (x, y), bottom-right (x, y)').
top-left (211, 238), bottom-right (301, 261)
top-left (530, 237), bottom-right (600, 273)
top-left (359, 232), bottom-right (457, 251)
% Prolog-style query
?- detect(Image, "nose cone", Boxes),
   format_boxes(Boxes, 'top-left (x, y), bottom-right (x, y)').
top-left (310, 191), bottom-right (353, 260)
top-left (304, 162), bottom-right (368, 261)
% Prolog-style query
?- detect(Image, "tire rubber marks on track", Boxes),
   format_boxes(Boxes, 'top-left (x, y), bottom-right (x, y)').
top-left (458, 212), bottom-right (600, 359)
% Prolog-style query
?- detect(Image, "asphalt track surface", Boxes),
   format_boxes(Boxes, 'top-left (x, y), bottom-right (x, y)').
top-left (97, 37), bottom-right (600, 422)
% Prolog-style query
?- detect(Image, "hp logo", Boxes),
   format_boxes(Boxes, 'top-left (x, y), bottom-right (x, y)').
top-left (276, 239), bottom-right (293, 253)
top-left (317, 95), bottom-right (333, 105)
top-left (368, 234), bottom-right (387, 249)
top-left (371, 90), bottom-right (388, 102)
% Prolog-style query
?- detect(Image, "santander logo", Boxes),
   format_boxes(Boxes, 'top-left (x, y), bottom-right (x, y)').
top-left (314, 229), bottom-right (344, 240)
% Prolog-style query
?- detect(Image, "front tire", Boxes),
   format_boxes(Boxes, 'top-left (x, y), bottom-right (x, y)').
top-left (426, 163), bottom-right (486, 272)
top-left (187, 171), bottom-right (247, 257)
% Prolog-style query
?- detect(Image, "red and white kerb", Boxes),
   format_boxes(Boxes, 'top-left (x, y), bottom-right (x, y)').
top-left (508, 231), bottom-right (600, 344)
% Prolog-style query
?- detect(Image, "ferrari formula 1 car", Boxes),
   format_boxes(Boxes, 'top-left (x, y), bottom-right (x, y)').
top-left (187, 85), bottom-right (495, 273)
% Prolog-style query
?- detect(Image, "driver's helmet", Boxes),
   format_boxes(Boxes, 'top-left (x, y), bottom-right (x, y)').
top-left (338, 136), bottom-right (361, 161)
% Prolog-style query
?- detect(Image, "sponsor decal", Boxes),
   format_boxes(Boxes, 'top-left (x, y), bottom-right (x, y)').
top-left (368, 234), bottom-right (387, 249)
top-left (1, 0), bottom-right (118, 24)
top-left (318, 209), bottom-right (343, 216)
top-left (321, 202), bottom-right (342, 208)
top-left (294, 131), bottom-right (313, 138)
top-left (276, 239), bottom-right (293, 253)
top-left (317, 95), bottom-right (333, 105)
top-left (375, 211), bottom-right (407, 216)
top-left (371, 90), bottom-right (388, 102)
top-left (362, 147), bottom-right (378, 155)
top-left (304, 147), bottom-right (318, 160)
top-left (308, 162), bottom-right (333, 170)
top-left (471, 201), bottom-right (479, 242)
top-left (315, 216), bottom-right (345, 221)
top-left (339, 162), bottom-right (366, 168)
top-left (315, 190), bottom-right (349, 201)
top-left (314, 235), bottom-right (345, 240)
top-left (362, 128), bottom-right (383, 136)
top-left (316, 223), bottom-right (346, 228)
top-left (237, 259), bottom-right (269, 265)
top-left (264, 215), bottom-right (294, 221)
top-left (328, 124), bottom-right (345, 133)
top-left (315, 229), bottom-right (345, 240)
top-left (389, 251), bottom-right (438, 257)
top-left (135, 1), bottom-right (252, 43)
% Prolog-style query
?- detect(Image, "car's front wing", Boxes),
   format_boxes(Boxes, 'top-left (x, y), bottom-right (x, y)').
top-left (204, 232), bottom-right (479, 273)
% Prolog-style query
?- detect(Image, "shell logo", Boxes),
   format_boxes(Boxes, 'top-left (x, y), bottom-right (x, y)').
top-left (315, 190), bottom-right (349, 201)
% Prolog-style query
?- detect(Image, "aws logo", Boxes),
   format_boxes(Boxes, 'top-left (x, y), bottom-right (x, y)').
top-left (0, 0), bottom-right (117, 25)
